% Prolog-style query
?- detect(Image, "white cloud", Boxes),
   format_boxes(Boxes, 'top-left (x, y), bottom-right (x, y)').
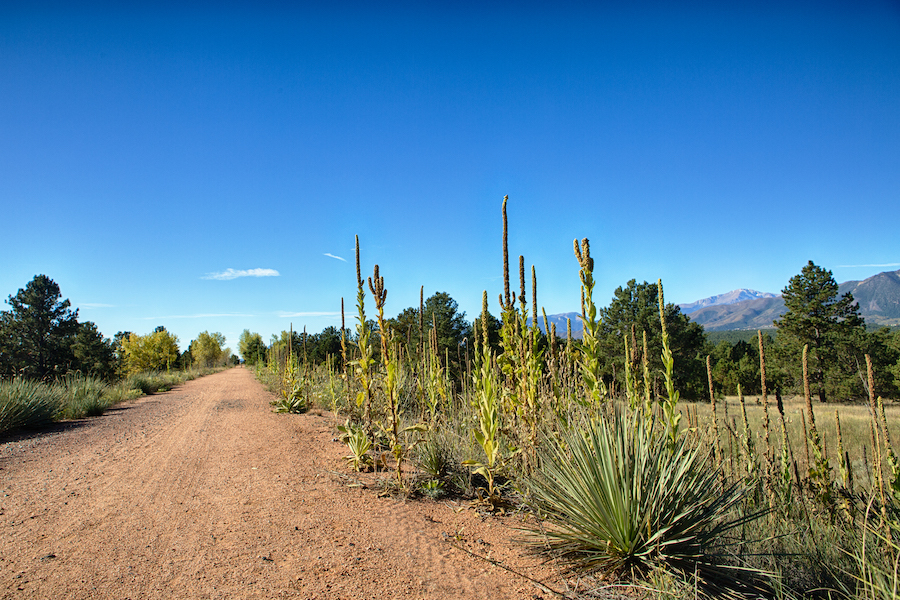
top-left (835, 263), bottom-right (900, 268)
top-left (202, 268), bottom-right (280, 280)
top-left (80, 303), bottom-right (115, 309)
top-left (324, 253), bottom-right (347, 262)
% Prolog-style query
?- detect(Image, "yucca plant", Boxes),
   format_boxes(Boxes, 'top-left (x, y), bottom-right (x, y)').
top-left (57, 373), bottom-right (110, 419)
top-left (526, 406), bottom-right (766, 597)
top-left (0, 378), bottom-right (63, 433)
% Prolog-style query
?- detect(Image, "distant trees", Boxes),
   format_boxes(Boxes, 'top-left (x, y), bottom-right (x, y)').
top-left (307, 326), bottom-right (345, 363)
top-left (597, 280), bottom-right (707, 399)
top-left (385, 292), bottom-right (468, 356)
top-left (72, 321), bottom-right (117, 379)
top-left (385, 291), bottom-right (470, 380)
top-left (707, 261), bottom-right (900, 401)
top-left (238, 330), bottom-right (267, 365)
top-left (707, 336), bottom-right (768, 396)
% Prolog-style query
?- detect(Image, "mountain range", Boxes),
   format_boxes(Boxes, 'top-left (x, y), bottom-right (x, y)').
top-left (535, 269), bottom-right (900, 336)
top-left (678, 289), bottom-right (779, 314)
top-left (683, 269), bottom-right (900, 331)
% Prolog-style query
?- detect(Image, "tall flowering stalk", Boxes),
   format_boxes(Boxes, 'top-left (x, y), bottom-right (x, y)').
top-left (352, 236), bottom-right (375, 440)
top-left (464, 291), bottom-right (503, 504)
top-left (658, 279), bottom-right (681, 449)
top-left (575, 238), bottom-right (606, 406)
top-left (803, 343), bottom-right (833, 506)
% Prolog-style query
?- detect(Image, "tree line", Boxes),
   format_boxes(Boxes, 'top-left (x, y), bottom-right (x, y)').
top-left (245, 261), bottom-right (900, 403)
top-left (0, 275), bottom-right (236, 381)
top-left (6, 262), bottom-right (898, 402)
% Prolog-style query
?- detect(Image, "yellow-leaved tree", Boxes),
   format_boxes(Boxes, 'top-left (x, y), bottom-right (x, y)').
top-left (191, 331), bottom-right (227, 368)
top-left (121, 328), bottom-right (180, 374)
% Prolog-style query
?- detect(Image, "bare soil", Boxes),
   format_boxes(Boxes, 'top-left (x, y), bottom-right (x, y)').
top-left (0, 367), bottom-right (572, 599)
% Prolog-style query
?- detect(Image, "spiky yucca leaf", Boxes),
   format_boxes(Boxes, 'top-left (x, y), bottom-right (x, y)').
top-left (526, 406), bottom-right (766, 597)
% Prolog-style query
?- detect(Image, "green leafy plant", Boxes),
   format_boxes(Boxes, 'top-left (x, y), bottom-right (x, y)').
top-left (420, 478), bottom-right (445, 499)
top-left (338, 419), bottom-right (372, 472)
top-left (463, 291), bottom-right (504, 506)
top-left (271, 385), bottom-right (307, 414)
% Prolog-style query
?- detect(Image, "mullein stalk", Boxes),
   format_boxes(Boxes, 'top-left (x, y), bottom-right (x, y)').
top-left (353, 236), bottom-right (375, 442)
top-left (497, 198), bottom-right (521, 418)
top-left (519, 261), bottom-right (543, 473)
top-left (574, 239), bottom-right (606, 406)
top-left (804, 343), bottom-right (833, 506)
top-left (544, 311), bottom-right (561, 418)
top-left (642, 330), bottom-right (652, 419)
top-left (869, 354), bottom-right (900, 505)
top-left (625, 335), bottom-right (637, 410)
top-left (776, 388), bottom-right (793, 504)
top-left (707, 354), bottom-right (722, 471)
top-left (759, 331), bottom-right (776, 507)
top-left (658, 279), bottom-right (681, 449)
top-left (835, 410), bottom-right (849, 490)
top-left (368, 264), bottom-right (402, 482)
top-left (464, 291), bottom-right (502, 503)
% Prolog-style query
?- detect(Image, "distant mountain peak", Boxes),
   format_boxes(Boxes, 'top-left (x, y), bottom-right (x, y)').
top-left (686, 268), bottom-right (900, 330)
top-left (679, 289), bottom-right (779, 314)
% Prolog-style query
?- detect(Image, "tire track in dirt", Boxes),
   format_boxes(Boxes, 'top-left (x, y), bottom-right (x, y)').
top-left (1, 367), bottom-right (563, 599)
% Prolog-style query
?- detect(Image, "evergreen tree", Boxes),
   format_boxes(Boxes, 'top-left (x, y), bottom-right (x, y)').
top-left (0, 275), bottom-right (79, 379)
top-left (72, 321), bottom-right (117, 378)
top-left (598, 279), bottom-right (707, 399)
top-left (775, 260), bottom-right (866, 401)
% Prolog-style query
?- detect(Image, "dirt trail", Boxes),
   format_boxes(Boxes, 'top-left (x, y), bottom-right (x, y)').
top-left (0, 367), bottom-right (564, 599)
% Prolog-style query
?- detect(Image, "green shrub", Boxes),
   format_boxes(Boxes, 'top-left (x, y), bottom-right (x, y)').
top-left (0, 378), bottom-right (63, 433)
top-left (56, 373), bottom-right (110, 419)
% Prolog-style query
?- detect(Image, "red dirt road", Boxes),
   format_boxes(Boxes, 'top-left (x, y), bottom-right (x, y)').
top-left (0, 367), bottom-right (565, 599)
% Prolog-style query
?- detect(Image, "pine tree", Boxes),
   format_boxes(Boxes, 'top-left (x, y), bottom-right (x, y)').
top-left (775, 261), bottom-right (865, 402)
top-left (0, 275), bottom-right (80, 379)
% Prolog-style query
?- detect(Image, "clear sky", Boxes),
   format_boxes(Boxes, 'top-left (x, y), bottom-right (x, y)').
top-left (2, 2), bottom-right (898, 354)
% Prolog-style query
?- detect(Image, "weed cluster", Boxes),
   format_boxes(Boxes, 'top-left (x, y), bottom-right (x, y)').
top-left (258, 197), bottom-right (899, 598)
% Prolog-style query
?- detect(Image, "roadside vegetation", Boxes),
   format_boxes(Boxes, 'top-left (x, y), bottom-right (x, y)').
top-left (251, 197), bottom-right (900, 598)
top-left (0, 275), bottom-right (237, 435)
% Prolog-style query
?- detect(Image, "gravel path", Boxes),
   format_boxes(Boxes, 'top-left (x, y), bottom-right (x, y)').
top-left (0, 367), bottom-right (564, 599)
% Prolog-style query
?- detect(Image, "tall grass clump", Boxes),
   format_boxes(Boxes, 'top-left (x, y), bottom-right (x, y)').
top-left (0, 378), bottom-right (64, 433)
top-left (56, 373), bottom-right (111, 419)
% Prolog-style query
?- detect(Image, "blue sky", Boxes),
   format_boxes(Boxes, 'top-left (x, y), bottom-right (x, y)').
top-left (2, 2), bottom-right (898, 354)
